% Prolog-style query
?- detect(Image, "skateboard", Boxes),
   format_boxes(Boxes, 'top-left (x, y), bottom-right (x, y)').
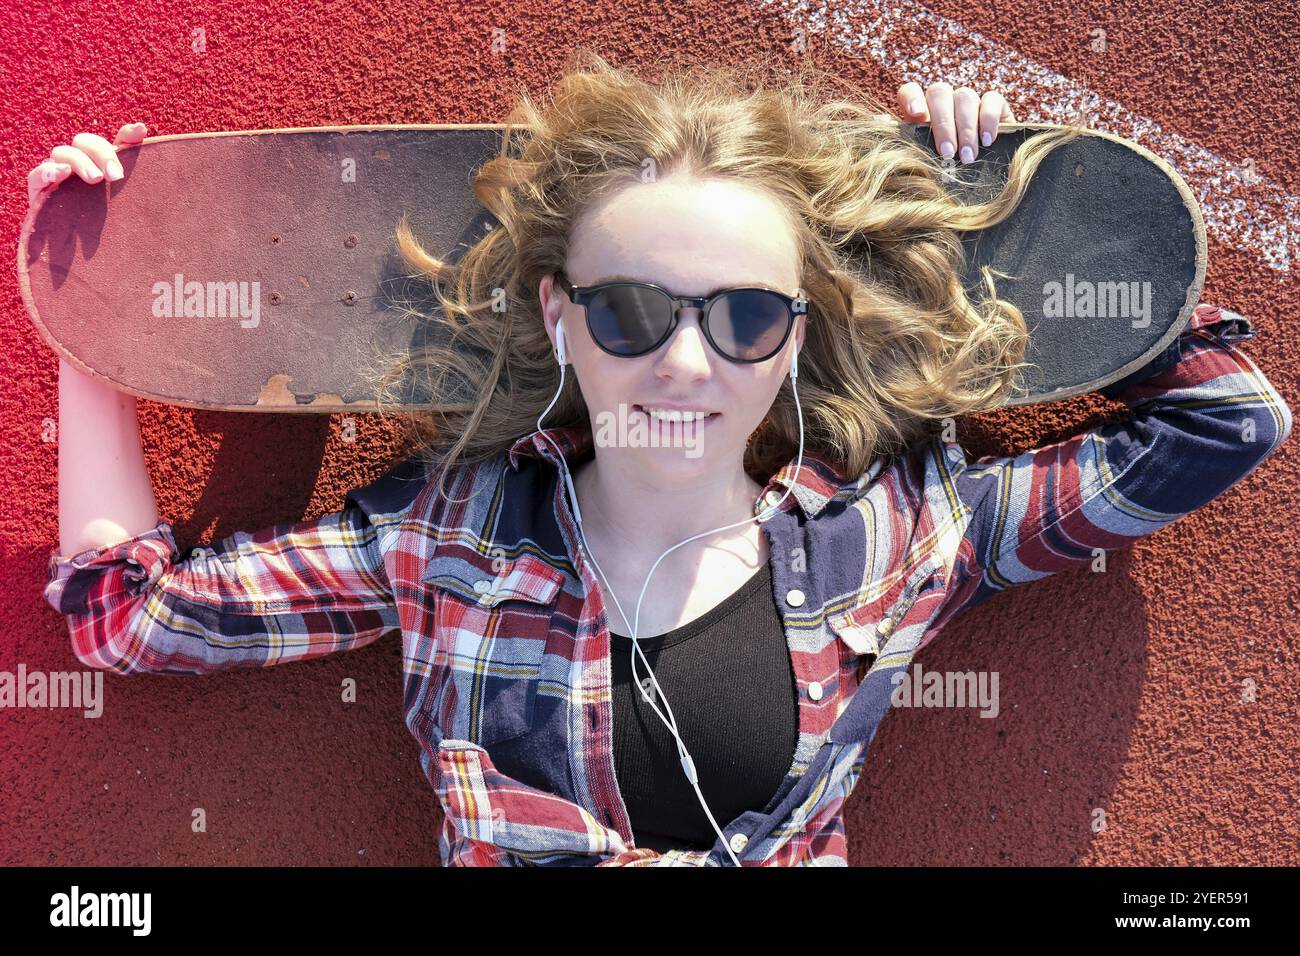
top-left (17, 123), bottom-right (1205, 413)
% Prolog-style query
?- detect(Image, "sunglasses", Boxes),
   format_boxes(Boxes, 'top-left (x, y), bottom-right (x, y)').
top-left (553, 270), bottom-right (804, 364)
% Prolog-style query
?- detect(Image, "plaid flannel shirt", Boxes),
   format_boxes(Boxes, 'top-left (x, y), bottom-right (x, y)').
top-left (44, 303), bottom-right (1292, 866)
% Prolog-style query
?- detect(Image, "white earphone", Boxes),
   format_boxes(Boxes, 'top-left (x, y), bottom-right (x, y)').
top-left (554, 319), bottom-right (568, 366)
top-left (534, 316), bottom-right (804, 866)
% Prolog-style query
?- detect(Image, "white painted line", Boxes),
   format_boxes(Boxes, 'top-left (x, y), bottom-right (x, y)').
top-left (765, 0), bottom-right (1296, 273)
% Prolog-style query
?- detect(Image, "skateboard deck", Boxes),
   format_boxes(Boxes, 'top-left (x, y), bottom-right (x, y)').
top-left (18, 123), bottom-right (1205, 412)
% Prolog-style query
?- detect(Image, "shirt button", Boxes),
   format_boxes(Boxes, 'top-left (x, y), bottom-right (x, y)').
top-left (808, 680), bottom-right (824, 701)
top-left (764, 489), bottom-right (784, 508)
top-left (473, 579), bottom-right (493, 594)
top-left (785, 588), bottom-right (806, 608)
top-left (876, 615), bottom-right (895, 636)
top-left (729, 832), bottom-right (748, 853)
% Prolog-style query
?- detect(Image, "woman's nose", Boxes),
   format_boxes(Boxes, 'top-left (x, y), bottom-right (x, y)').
top-left (655, 308), bottom-right (713, 379)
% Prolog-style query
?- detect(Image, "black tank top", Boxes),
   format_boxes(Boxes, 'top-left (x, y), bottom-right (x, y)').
top-left (608, 561), bottom-right (800, 853)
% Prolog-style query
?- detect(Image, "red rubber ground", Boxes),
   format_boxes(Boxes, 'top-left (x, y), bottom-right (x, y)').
top-left (1, 0), bottom-right (1295, 866)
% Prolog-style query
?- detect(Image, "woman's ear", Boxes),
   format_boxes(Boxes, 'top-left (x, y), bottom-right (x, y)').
top-left (540, 273), bottom-right (561, 353)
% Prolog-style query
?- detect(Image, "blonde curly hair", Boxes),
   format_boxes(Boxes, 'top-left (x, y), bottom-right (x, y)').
top-left (375, 48), bottom-right (1083, 497)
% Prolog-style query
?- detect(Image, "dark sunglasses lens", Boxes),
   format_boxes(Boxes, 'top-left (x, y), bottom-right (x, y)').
top-left (587, 286), bottom-right (672, 355)
top-left (708, 291), bottom-right (792, 361)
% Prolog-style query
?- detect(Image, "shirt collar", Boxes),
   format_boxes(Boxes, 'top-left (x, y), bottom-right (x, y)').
top-left (507, 422), bottom-right (850, 519)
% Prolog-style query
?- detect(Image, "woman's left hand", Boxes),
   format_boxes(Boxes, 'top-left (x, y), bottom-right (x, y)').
top-left (896, 82), bottom-right (1016, 164)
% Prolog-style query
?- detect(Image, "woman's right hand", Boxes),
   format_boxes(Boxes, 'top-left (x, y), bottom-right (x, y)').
top-left (27, 121), bottom-right (149, 212)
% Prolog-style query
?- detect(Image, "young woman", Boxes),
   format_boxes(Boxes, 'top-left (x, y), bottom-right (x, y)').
top-left (39, 53), bottom-right (1292, 867)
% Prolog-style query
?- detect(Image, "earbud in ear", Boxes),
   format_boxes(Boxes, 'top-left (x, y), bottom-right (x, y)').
top-left (555, 320), bottom-right (568, 366)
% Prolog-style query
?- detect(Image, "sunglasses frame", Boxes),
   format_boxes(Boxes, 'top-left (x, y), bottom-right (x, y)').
top-left (552, 269), bottom-right (803, 364)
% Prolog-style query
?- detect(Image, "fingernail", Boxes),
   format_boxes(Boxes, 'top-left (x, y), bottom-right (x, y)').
top-left (909, 98), bottom-right (925, 115)
top-left (106, 158), bottom-right (124, 181)
top-left (960, 145), bottom-right (974, 164)
top-left (939, 140), bottom-right (955, 159)
top-left (85, 166), bottom-right (103, 182)
top-left (981, 130), bottom-right (992, 147)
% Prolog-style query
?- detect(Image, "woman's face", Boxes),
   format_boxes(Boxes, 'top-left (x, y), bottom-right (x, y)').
top-left (539, 172), bottom-right (804, 484)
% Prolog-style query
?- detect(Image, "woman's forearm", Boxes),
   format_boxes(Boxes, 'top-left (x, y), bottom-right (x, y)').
top-left (58, 357), bottom-right (160, 556)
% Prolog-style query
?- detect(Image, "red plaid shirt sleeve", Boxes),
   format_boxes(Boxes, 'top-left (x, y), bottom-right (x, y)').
top-left (940, 303), bottom-right (1293, 618)
top-left (43, 457), bottom-right (427, 674)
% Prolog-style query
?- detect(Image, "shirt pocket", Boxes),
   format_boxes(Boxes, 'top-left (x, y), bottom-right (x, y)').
top-left (421, 550), bottom-right (566, 747)
top-left (827, 558), bottom-right (944, 680)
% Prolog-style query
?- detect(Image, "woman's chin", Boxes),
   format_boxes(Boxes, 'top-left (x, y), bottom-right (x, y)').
top-left (625, 434), bottom-right (739, 479)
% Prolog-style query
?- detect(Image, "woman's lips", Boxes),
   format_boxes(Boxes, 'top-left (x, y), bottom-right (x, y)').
top-left (631, 404), bottom-right (721, 436)
top-left (592, 406), bottom-right (718, 458)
